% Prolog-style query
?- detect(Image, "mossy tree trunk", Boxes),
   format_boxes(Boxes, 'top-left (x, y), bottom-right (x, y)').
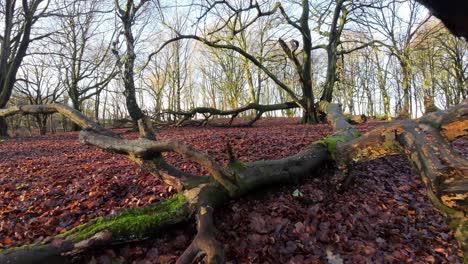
top-left (399, 57), bottom-right (413, 119)
top-left (0, 100), bottom-right (466, 263)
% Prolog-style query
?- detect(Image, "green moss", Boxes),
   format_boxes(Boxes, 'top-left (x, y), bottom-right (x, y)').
top-left (351, 131), bottom-right (362, 138)
top-left (375, 114), bottom-right (387, 121)
top-left (317, 137), bottom-right (347, 156)
top-left (447, 216), bottom-right (467, 256)
top-left (1, 241), bottom-right (53, 254)
top-left (58, 193), bottom-right (187, 242)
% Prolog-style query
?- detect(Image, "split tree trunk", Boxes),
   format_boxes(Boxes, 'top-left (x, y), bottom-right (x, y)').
top-left (0, 100), bottom-right (466, 263)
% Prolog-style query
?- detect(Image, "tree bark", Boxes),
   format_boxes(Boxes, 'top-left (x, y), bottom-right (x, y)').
top-left (400, 59), bottom-right (412, 119)
top-left (71, 98), bottom-right (82, 131)
top-left (320, 0), bottom-right (346, 103)
top-left (299, 0), bottom-right (318, 124)
top-left (0, 117), bottom-right (8, 137)
top-left (0, 0), bottom-right (43, 137)
top-left (35, 115), bottom-right (48, 135)
top-left (113, 1), bottom-right (146, 131)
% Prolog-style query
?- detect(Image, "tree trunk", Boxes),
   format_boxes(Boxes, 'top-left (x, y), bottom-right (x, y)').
top-left (70, 98), bottom-right (82, 131)
top-left (376, 53), bottom-right (391, 120)
top-left (381, 88), bottom-right (391, 120)
top-left (95, 92), bottom-right (100, 123)
top-left (122, 35), bottom-right (144, 130)
top-left (399, 59), bottom-right (412, 119)
top-left (301, 96), bottom-right (317, 124)
top-left (125, 86), bottom-right (144, 130)
top-left (322, 48), bottom-right (338, 103)
top-left (0, 117), bottom-right (8, 137)
top-left (300, 0), bottom-right (317, 124)
top-left (112, 5), bottom-right (146, 132)
top-left (35, 115), bottom-right (48, 136)
top-left (320, 0), bottom-right (345, 103)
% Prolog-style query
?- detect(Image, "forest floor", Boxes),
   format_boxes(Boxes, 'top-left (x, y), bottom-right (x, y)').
top-left (0, 118), bottom-right (465, 263)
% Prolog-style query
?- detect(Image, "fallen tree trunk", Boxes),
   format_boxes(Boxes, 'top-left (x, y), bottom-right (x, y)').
top-left (345, 114), bottom-right (367, 124)
top-left (336, 101), bottom-right (468, 254)
top-left (158, 101), bottom-right (300, 127)
top-left (0, 100), bottom-right (466, 263)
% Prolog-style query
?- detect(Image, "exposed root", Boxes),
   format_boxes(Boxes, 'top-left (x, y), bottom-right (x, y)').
top-left (177, 206), bottom-right (225, 264)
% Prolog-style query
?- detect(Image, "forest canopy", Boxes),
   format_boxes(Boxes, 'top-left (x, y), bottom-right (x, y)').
top-left (0, 0), bottom-right (467, 263)
top-left (0, 0), bottom-right (466, 133)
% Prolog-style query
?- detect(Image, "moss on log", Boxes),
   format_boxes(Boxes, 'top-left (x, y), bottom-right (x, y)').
top-left (58, 193), bottom-right (189, 242)
top-left (0, 194), bottom-right (191, 264)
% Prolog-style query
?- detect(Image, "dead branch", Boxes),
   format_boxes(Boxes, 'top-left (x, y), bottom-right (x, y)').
top-left (158, 101), bottom-right (300, 127)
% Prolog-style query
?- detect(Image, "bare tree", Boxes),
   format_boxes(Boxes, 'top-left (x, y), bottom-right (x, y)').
top-left (150, 0), bottom-right (378, 123)
top-left (364, 0), bottom-right (431, 118)
top-left (437, 30), bottom-right (468, 103)
top-left (151, 1), bottom-right (317, 122)
top-left (0, 0), bottom-right (51, 136)
top-left (112, 0), bottom-right (152, 130)
top-left (14, 55), bottom-right (64, 134)
top-left (49, 0), bottom-right (117, 130)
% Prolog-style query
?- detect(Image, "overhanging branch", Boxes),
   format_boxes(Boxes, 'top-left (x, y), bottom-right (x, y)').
top-left (146, 35), bottom-right (305, 111)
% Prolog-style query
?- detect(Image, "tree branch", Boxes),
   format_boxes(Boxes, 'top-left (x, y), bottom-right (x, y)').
top-left (147, 35), bottom-right (305, 110)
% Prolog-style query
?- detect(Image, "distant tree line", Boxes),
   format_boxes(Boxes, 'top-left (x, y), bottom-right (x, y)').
top-left (0, 0), bottom-right (466, 136)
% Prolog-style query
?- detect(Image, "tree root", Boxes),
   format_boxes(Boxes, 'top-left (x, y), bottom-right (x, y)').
top-left (177, 206), bottom-right (225, 264)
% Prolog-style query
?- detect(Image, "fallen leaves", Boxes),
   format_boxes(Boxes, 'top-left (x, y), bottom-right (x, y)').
top-left (3, 237), bottom-right (12, 246)
top-left (0, 133), bottom-right (172, 248)
top-left (0, 119), bottom-right (464, 263)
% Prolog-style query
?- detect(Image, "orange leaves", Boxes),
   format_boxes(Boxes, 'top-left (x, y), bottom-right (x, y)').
top-left (0, 132), bottom-right (169, 249)
top-left (3, 237), bottom-right (12, 246)
top-left (211, 151), bottom-right (462, 263)
top-left (0, 119), bottom-right (464, 263)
